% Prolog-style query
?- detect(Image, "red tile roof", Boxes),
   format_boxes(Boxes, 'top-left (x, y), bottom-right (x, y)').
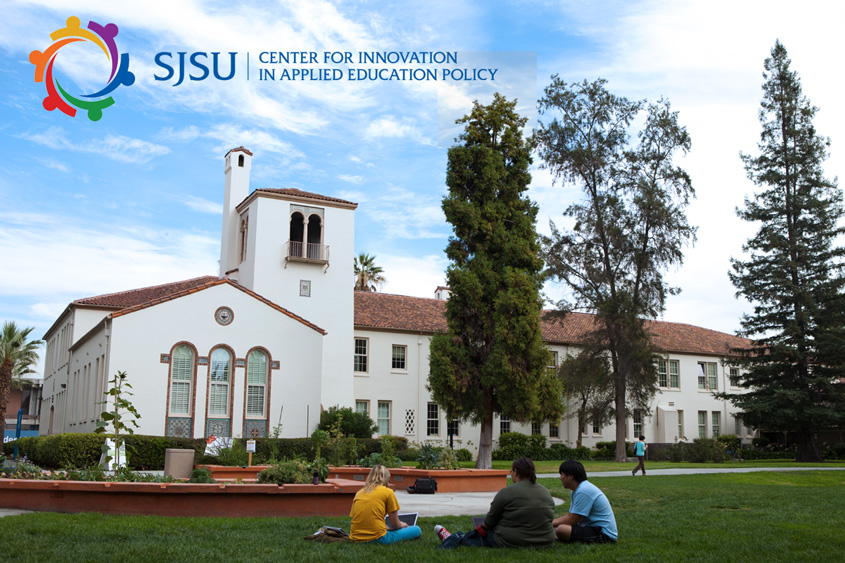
top-left (74, 276), bottom-right (219, 309)
top-left (75, 276), bottom-right (325, 334)
top-left (254, 188), bottom-right (357, 207)
top-left (354, 292), bottom-right (751, 357)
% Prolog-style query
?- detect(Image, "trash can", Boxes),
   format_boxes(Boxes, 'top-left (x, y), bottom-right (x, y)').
top-left (164, 448), bottom-right (195, 480)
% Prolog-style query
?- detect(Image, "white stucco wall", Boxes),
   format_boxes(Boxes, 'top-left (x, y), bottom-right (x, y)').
top-left (51, 283), bottom-right (324, 439)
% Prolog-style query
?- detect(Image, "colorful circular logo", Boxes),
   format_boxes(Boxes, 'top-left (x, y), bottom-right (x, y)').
top-left (29, 16), bottom-right (135, 121)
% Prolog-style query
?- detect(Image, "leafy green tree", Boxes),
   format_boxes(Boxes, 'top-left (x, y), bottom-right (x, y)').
top-left (557, 346), bottom-right (615, 448)
top-left (535, 77), bottom-right (696, 461)
top-left (721, 41), bottom-right (845, 462)
top-left (353, 253), bottom-right (387, 292)
top-left (317, 405), bottom-right (377, 438)
top-left (0, 321), bottom-right (42, 436)
top-left (95, 371), bottom-right (141, 469)
top-left (428, 94), bottom-right (564, 469)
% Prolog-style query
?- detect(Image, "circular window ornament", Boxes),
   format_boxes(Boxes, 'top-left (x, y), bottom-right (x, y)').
top-left (215, 306), bottom-right (234, 326)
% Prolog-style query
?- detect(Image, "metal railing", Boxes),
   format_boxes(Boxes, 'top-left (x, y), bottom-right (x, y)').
top-left (286, 241), bottom-right (329, 263)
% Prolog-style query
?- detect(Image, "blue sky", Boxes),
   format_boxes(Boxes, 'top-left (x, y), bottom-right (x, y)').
top-left (2, 1), bottom-right (845, 374)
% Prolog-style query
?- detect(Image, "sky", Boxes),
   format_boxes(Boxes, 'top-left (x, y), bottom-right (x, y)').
top-left (2, 0), bottom-right (845, 377)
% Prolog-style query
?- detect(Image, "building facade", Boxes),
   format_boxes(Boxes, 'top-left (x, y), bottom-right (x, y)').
top-left (39, 147), bottom-right (752, 451)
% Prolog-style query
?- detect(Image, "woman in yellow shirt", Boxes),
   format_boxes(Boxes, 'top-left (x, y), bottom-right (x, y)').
top-left (350, 465), bottom-right (422, 544)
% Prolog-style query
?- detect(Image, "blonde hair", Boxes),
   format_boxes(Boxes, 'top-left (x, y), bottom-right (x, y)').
top-left (362, 464), bottom-right (391, 493)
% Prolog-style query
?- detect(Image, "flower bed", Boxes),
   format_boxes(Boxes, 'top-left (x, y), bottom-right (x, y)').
top-left (0, 478), bottom-right (364, 518)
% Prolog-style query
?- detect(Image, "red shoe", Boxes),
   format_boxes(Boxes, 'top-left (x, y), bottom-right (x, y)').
top-left (434, 525), bottom-right (451, 541)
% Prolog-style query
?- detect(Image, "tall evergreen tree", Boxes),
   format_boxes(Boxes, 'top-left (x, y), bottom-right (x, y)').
top-left (0, 321), bottom-right (42, 436)
top-left (535, 78), bottom-right (696, 461)
top-left (722, 41), bottom-right (845, 462)
top-left (428, 94), bottom-right (563, 469)
top-left (557, 347), bottom-right (615, 448)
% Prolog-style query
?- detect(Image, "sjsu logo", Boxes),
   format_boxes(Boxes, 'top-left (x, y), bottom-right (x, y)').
top-left (29, 16), bottom-right (134, 121)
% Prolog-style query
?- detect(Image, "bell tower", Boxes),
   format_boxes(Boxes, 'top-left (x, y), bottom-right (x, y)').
top-left (220, 146), bottom-right (253, 279)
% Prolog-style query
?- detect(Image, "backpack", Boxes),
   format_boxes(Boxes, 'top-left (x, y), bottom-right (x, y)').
top-left (406, 478), bottom-right (437, 494)
top-left (303, 526), bottom-right (350, 542)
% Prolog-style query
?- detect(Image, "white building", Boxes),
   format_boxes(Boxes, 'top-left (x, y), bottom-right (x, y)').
top-left (40, 147), bottom-right (753, 449)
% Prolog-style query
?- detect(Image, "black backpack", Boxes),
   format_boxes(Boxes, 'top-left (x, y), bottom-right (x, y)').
top-left (406, 478), bottom-right (437, 494)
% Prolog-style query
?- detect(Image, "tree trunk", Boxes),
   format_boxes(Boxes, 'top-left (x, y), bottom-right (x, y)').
top-left (475, 409), bottom-right (494, 469)
top-left (614, 354), bottom-right (630, 462)
top-left (0, 358), bottom-right (13, 438)
top-left (796, 430), bottom-right (822, 462)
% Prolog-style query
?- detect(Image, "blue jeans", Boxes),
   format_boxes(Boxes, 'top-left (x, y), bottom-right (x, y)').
top-left (371, 526), bottom-right (422, 544)
top-left (437, 529), bottom-right (498, 549)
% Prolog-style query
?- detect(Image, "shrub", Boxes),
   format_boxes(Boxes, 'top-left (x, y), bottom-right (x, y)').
top-left (592, 441), bottom-right (632, 460)
top-left (215, 440), bottom-right (251, 467)
top-left (257, 459), bottom-right (327, 484)
top-left (317, 406), bottom-right (377, 439)
top-left (493, 432), bottom-right (531, 460)
top-left (455, 448), bottom-right (473, 462)
top-left (716, 434), bottom-right (742, 457)
top-left (823, 442), bottom-right (845, 460)
top-left (686, 438), bottom-right (726, 463)
top-left (188, 468), bottom-right (216, 483)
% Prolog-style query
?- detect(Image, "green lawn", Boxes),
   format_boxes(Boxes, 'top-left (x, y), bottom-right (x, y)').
top-left (2, 471), bottom-right (843, 562)
top-left (464, 459), bottom-right (845, 473)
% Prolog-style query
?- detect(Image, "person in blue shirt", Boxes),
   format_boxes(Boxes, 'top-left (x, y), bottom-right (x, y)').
top-left (553, 460), bottom-right (618, 544)
top-left (633, 435), bottom-right (648, 475)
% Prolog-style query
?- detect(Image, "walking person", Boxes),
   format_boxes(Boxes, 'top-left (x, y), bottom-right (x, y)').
top-left (632, 435), bottom-right (648, 476)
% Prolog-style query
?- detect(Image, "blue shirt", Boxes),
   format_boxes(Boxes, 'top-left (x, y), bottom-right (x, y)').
top-left (635, 441), bottom-right (646, 456)
top-left (570, 480), bottom-right (618, 541)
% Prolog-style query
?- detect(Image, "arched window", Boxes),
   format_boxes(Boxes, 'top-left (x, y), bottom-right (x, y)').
top-left (209, 348), bottom-right (231, 417)
top-left (238, 154), bottom-right (245, 167)
top-left (167, 344), bottom-right (195, 438)
top-left (170, 346), bottom-right (194, 415)
top-left (246, 350), bottom-right (267, 418)
top-left (289, 212), bottom-right (305, 257)
top-left (238, 216), bottom-right (248, 263)
top-left (306, 215), bottom-right (322, 259)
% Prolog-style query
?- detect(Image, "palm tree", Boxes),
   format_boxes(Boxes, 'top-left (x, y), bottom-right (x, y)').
top-left (353, 253), bottom-right (387, 292)
top-left (0, 321), bottom-right (42, 436)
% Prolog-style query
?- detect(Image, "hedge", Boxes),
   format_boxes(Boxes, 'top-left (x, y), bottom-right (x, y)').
top-left (3, 434), bottom-right (411, 470)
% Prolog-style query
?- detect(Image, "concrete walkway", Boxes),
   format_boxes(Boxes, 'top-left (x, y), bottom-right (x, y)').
top-left (2, 466), bottom-right (842, 519)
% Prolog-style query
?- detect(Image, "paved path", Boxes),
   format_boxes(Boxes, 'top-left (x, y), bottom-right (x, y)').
top-left (2, 466), bottom-right (842, 519)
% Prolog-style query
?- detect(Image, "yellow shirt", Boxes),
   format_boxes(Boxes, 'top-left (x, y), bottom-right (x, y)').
top-left (349, 485), bottom-right (400, 542)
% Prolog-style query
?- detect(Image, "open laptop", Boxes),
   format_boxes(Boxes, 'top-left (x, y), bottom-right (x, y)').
top-left (385, 512), bottom-right (419, 528)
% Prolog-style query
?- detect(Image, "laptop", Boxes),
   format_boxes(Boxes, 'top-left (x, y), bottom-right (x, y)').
top-left (385, 512), bottom-right (419, 528)
top-left (471, 516), bottom-right (485, 528)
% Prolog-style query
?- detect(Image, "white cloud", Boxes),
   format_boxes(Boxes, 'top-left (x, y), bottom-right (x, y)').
top-left (160, 124), bottom-right (303, 160)
top-left (337, 174), bottom-right (363, 184)
top-left (184, 195), bottom-right (222, 214)
top-left (361, 185), bottom-right (446, 239)
top-left (18, 127), bottom-right (170, 164)
top-left (364, 116), bottom-right (434, 146)
top-left (379, 254), bottom-right (448, 298)
top-left (0, 211), bottom-right (218, 299)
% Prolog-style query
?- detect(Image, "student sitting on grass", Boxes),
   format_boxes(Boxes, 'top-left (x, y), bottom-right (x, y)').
top-left (349, 464), bottom-right (422, 544)
top-left (434, 457), bottom-right (556, 548)
top-left (554, 460), bottom-right (618, 544)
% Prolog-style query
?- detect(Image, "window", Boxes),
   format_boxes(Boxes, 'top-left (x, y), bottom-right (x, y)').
top-left (392, 345), bottom-right (407, 370)
top-left (546, 351), bottom-right (558, 375)
top-left (209, 348), bottom-right (231, 416)
top-left (633, 409), bottom-right (643, 438)
top-left (712, 412), bottom-right (721, 437)
top-left (447, 419), bottom-right (460, 437)
top-left (499, 415), bottom-right (510, 435)
top-left (734, 414), bottom-right (741, 436)
top-left (354, 338), bottom-right (368, 373)
top-left (729, 367), bottom-right (740, 387)
top-left (549, 423), bottom-right (559, 438)
top-left (659, 359), bottom-right (680, 388)
top-left (355, 400), bottom-right (369, 416)
top-left (698, 362), bottom-right (717, 390)
top-left (427, 403), bottom-right (439, 436)
top-left (531, 422), bottom-right (542, 435)
top-left (377, 401), bottom-right (390, 435)
top-left (698, 411), bottom-right (707, 439)
top-left (677, 409), bottom-right (684, 440)
top-left (592, 423), bottom-right (600, 435)
top-left (238, 216), bottom-right (248, 263)
top-left (170, 346), bottom-right (194, 415)
top-left (404, 409), bottom-right (415, 435)
top-left (246, 350), bottom-right (267, 417)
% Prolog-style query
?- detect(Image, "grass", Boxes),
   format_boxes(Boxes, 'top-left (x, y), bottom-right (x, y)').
top-left (461, 459), bottom-right (845, 473)
top-left (2, 470), bottom-right (843, 562)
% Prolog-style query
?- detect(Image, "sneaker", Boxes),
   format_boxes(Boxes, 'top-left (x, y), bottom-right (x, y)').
top-left (434, 525), bottom-right (451, 541)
